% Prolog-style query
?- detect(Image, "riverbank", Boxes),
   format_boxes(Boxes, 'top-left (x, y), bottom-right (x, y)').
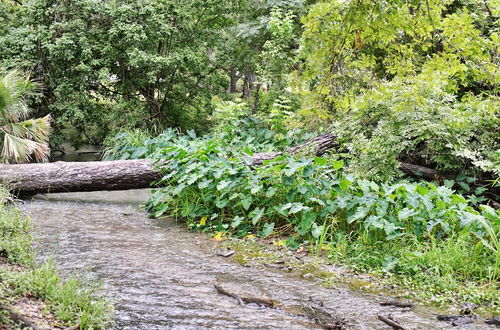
top-left (221, 235), bottom-right (499, 319)
top-left (0, 188), bottom-right (113, 329)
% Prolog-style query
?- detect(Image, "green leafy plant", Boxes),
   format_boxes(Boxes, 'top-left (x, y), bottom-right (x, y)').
top-left (105, 129), bottom-right (498, 251)
top-left (0, 69), bottom-right (50, 163)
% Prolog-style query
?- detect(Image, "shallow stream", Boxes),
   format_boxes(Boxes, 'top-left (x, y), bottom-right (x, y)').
top-left (21, 190), bottom-right (492, 329)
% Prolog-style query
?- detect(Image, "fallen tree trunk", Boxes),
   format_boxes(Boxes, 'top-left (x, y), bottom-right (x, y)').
top-left (0, 133), bottom-right (448, 196)
top-left (0, 159), bottom-right (161, 196)
top-left (0, 133), bottom-right (339, 196)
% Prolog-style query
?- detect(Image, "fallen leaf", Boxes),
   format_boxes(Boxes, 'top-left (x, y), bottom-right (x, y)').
top-left (212, 232), bottom-right (224, 241)
top-left (199, 216), bottom-right (207, 226)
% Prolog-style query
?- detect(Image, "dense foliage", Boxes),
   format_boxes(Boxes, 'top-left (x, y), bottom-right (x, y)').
top-left (0, 0), bottom-right (309, 147)
top-left (296, 0), bottom-right (499, 181)
top-left (107, 128), bottom-right (498, 245)
top-left (105, 124), bottom-right (499, 307)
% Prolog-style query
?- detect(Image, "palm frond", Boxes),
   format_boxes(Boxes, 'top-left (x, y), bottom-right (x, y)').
top-left (0, 70), bottom-right (49, 164)
top-left (0, 69), bottom-right (41, 122)
top-left (1, 132), bottom-right (50, 163)
top-left (4, 114), bottom-right (52, 142)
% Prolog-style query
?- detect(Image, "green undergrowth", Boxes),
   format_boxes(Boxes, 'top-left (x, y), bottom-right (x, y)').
top-left (0, 187), bottom-right (113, 329)
top-left (105, 128), bottom-right (499, 311)
top-left (327, 233), bottom-right (499, 313)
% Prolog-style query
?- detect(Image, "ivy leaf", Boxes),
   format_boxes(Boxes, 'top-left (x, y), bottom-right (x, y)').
top-left (215, 199), bottom-right (228, 209)
top-left (241, 197), bottom-right (252, 210)
top-left (398, 208), bottom-right (417, 221)
top-left (172, 184), bottom-right (186, 195)
top-left (311, 222), bottom-right (323, 238)
top-left (289, 203), bottom-right (309, 214)
top-left (348, 206), bottom-right (369, 224)
top-left (198, 179), bottom-right (212, 189)
top-left (266, 187), bottom-right (278, 198)
top-left (314, 157), bottom-right (327, 166)
top-left (382, 256), bottom-right (398, 272)
top-left (309, 197), bottom-right (325, 206)
top-left (251, 184), bottom-right (263, 194)
top-left (332, 160), bottom-right (344, 170)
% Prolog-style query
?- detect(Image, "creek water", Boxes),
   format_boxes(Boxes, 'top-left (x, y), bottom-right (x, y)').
top-left (20, 190), bottom-right (491, 329)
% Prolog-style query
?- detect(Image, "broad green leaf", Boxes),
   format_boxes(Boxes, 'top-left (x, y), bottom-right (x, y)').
top-left (260, 222), bottom-right (275, 238)
top-left (311, 223), bottom-right (323, 238)
top-left (231, 216), bottom-right (244, 228)
top-left (348, 207), bottom-right (369, 224)
top-left (251, 207), bottom-right (265, 225)
top-left (398, 208), bottom-right (417, 220)
top-left (290, 203), bottom-right (308, 214)
top-left (198, 179), bottom-right (213, 189)
top-left (241, 197), bottom-right (252, 210)
top-left (251, 184), bottom-right (263, 194)
top-left (332, 160), bottom-right (344, 170)
top-left (314, 157), bottom-right (327, 166)
top-left (309, 197), bottom-right (325, 206)
top-left (215, 199), bottom-right (228, 208)
top-left (266, 187), bottom-right (278, 198)
top-left (217, 180), bottom-right (231, 191)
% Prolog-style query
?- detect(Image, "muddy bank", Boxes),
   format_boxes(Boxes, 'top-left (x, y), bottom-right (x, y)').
top-left (22, 190), bottom-right (496, 329)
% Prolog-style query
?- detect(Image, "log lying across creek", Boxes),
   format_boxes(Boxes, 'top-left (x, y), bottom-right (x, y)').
top-left (0, 159), bottom-right (161, 196)
top-left (0, 133), bottom-right (444, 196)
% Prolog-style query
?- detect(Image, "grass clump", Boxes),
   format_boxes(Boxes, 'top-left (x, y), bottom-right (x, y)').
top-left (0, 188), bottom-right (113, 329)
top-left (327, 232), bottom-right (499, 312)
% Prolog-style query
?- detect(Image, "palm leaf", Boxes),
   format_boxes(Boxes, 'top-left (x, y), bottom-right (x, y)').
top-left (1, 133), bottom-right (50, 163)
top-left (0, 69), bottom-right (40, 122)
top-left (0, 70), bottom-right (49, 164)
top-left (4, 114), bottom-right (52, 142)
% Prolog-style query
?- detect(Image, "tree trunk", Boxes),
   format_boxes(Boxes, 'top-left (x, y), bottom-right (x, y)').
top-left (0, 133), bottom-right (452, 196)
top-left (229, 68), bottom-right (238, 93)
top-left (241, 74), bottom-right (250, 98)
top-left (0, 160), bottom-right (161, 196)
top-left (252, 83), bottom-right (261, 114)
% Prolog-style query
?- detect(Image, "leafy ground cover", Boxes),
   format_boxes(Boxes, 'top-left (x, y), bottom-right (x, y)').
top-left (0, 187), bottom-right (113, 329)
top-left (105, 126), bottom-right (499, 313)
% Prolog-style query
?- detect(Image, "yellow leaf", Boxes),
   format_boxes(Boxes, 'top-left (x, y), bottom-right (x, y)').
top-left (320, 244), bottom-right (331, 251)
top-left (212, 232), bottom-right (223, 241)
top-left (273, 240), bottom-right (287, 247)
top-left (199, 216), bottom-right (207, 226)
top-left (244, 234), bottom-right (255, 239)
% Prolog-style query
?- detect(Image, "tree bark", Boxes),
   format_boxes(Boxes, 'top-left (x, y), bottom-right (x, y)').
top-left (252, 83), bottom-right (261, 114)
top-left (0, 159), bottom-right (161, 196)
top-left (241, 74), bottom-right (250, 98)
top-left (0, 133), bottom-right (451, 196)
top-left (229, 68), bottom-right (239, 93)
